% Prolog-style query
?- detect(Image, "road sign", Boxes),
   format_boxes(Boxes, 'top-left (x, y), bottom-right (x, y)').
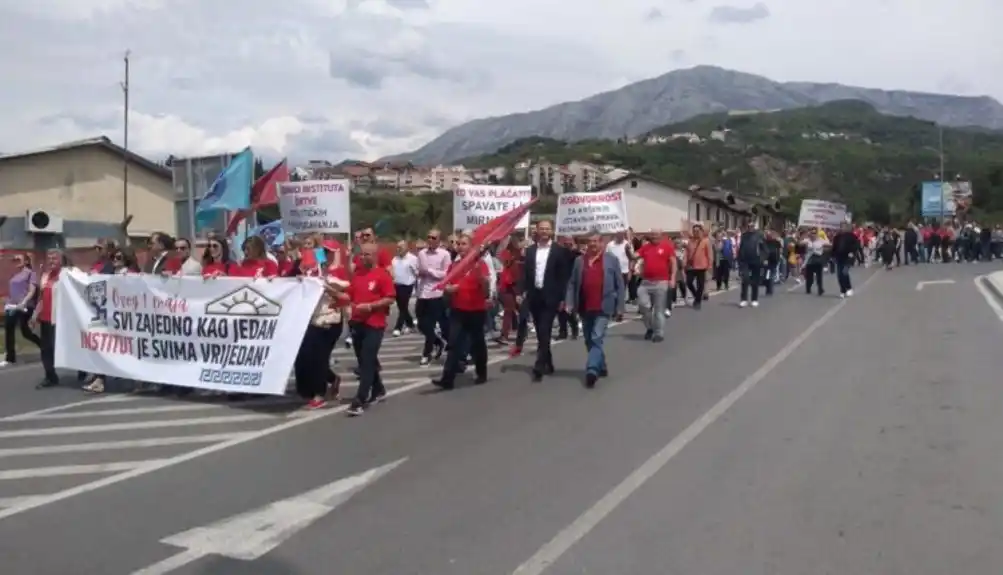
top-left (131, 458), bottom-right (407, 574)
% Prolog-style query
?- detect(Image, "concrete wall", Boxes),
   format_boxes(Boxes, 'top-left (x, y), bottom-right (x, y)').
top-left (619, 179), bottom-right (692, 233)
top-left (0, 146), bottom-right (176, 249)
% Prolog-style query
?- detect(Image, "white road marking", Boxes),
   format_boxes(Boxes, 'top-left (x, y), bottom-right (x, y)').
top-left (0, 496), bottom-right (45, 508)
top-left (974, 275), bottom-right (1003, 323)
top-left (0, 414), bottom-right (274, 439)
top-left (0, 433), bottom-right (248, 458)
top-left (0, 460), bottom-right (164, 480)
top-left (510, 268), bottom-right (882, 575)
top-left (916, 279), bottom-right (955, 290)
top-left (0, 395), bottom-right (139, 422)
top-left (130, 458), bottom-right (407, 575)
top-left (14, 403), bottom-right (226, 420)
top-left (0, 289), bottom-right (718, 522)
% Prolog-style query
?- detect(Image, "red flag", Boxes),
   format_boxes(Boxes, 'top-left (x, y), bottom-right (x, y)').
top-left (436, 198), bottom-right (536, 290)
top-left (225, 159), bottom-right (290, 235)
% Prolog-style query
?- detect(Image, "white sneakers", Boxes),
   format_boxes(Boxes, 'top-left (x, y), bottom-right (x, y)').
top-left (738, 301), bottom-right (758, 308)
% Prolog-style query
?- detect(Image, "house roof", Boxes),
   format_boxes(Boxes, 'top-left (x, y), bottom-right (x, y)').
top-left (0, 136), bottom-right (171, 180)
top-left (597, 174), bottom-right (779, 215)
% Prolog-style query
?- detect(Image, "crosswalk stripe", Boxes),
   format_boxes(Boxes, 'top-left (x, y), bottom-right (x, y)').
top-left (16, 403), bottom-right (226, 420)
top-left (0, 414), bottom-right (274, 439)
top-left (0, 434), bottom-right (248, 458)
top-left (0, 461), bottom-right (166, 480)
top-left (0, 395), bottom-right (141, 422)
top-left (0, 496), bottom-right (44, 508)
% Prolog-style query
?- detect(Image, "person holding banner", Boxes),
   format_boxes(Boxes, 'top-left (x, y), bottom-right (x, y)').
top-left (31, 250), bottom-right (69, 389)
top-left (519, 219), bottom-right (572, 381)
top-left (235, 236), bottom-right (279, 278)
top-left (564, 229), bottom-right (624, 388)
top-left (342, 243), bottom-right (395, 417)
top-left (432, 234), bottom-right (490, 390)
top-left (200, 234), bottom-right (237, 277)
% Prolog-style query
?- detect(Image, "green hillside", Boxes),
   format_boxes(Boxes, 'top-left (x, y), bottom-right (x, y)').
top-left (464, 101), bottom-right (1003, 224)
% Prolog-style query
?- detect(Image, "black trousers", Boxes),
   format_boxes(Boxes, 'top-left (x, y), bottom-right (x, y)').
top-left (415, 297), bottom-right (449, 357)
top-left (804, 262), bottom-right (824, 294)
top-left (4, 309), bottom-right (41, 363)
top-left (39, 321), bottom-right (58, 384)
top-left (685, 269), bottom-right (707, 307)
top-left (739, 262), bottom-right (761, 302)
top-left (440, 309), bottom-right (488, 386)
top-left (350, 323), bottom-right (386, 406)
top-left (294, 323), bottom-right (341, 399)
top-left (393, 284), bottom-right (415, 330)
top-left (526, 291), bottom-right (557, 374)
top-left (557, 309), bottom-right (579, 338)
top-left (714, 260), bottom-right (731, 290)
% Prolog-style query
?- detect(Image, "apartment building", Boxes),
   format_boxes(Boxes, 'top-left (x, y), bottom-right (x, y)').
top-left (528, 160), bottom-right (610, 194)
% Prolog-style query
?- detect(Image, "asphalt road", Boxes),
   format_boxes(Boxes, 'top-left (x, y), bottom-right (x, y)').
top-left (1, 261), bottom-right (1002, 574)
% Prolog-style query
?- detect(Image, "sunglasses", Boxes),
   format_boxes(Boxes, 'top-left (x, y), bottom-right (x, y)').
top-left (113, 255), bottom-right (125, 262)
top-left (209, 243), bottom-right (222, 249)
top-left (427, 235), bottom-right (438, 240)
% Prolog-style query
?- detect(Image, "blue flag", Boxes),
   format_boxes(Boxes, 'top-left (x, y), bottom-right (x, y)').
top-left (249, 220), bottom-right (285, 248)
top-left (196, 147), bottom-right (253, 230)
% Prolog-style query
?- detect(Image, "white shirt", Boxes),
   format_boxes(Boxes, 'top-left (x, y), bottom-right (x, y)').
top-left (391, 253), bottom-right (418, 285)
top-left (483, 252), bottom-right (497, 299)
top-left (534, 241), bottom-right (551, 289)
top-left (606, 240), bottom-right (630, 274)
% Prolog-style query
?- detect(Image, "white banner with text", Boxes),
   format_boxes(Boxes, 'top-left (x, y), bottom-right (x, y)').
top-left (279, 179), bottom-right (352, 234)
top-left (555, 189), bottom-right (629, 236)
top-left (54, 270), bottom-right (323, 395)
top-left (453, 185), bottom-right (531, 230)
top-left (797, 199), bottom-right (847, 229)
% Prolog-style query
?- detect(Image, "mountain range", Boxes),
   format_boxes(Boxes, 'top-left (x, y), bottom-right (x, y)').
top-left (384, 65), bottom-right (1003, 165)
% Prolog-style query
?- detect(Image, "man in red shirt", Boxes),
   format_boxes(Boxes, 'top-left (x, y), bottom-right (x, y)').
top-left (634, 230), bottom-right (676, 343)
top-left (432, 235), bottom-right (491, 390)
top-left (564, 230), bottom-right (624, 388)
top-left (352, 227), bottom-right (392, 271)
top-left (342, 242), bottom-right (395, 416)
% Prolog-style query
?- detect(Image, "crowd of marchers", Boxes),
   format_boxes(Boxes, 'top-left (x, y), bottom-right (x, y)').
top-left (3, 217), bottom-right (994, 415)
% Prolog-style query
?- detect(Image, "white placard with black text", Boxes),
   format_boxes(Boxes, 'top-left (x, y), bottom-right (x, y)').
top-left (279, 179), bottom-right (352, 234)
top-left (555, 189), bottom-right (629, 236)
top-left (797, 199), bottom-right (847, 229)
top-left (453, 185), bottom-right (531, 230)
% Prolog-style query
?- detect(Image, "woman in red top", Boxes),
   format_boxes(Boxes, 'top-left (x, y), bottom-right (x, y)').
top-left (201, 235), bottom-right (235, 277)
top-left (32, 249), bottom-right (69, 389)
top-left (235, 236), bottom-right (279, 278)
top-left (432, 234), bottom-right (490, 390)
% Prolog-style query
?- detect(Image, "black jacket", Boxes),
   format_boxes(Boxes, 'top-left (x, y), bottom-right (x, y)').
top-left (519, 242), bottom-right (573, 308)
top-left (830, 231), bottom-right (859, 261)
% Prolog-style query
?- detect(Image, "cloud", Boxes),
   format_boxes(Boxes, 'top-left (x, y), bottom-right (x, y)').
top-left (708, 2), bottom-right (770, 23)
top-left (1, 0), bottom-right (1000, 165)
top-left (644, 7), bottom-right (664, 21)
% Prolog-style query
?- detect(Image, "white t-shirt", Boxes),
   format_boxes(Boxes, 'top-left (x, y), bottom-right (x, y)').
top-left (606, 240), bottom-right (631, 274)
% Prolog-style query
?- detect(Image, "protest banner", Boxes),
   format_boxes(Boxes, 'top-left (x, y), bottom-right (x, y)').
top-left (453, 185), bottom-right (531, 230)
top-left (797, 199), bottom-right (847, 229)
top-left (54, 270), bottom-right (323, 395)
top-left (555, 189), bottom-right (629, 235)
top-left (278, 179), bottom-right (351, 234)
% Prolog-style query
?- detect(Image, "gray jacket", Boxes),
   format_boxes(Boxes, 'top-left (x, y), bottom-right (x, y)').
top-left (565, 252), bottom-right (625, 317)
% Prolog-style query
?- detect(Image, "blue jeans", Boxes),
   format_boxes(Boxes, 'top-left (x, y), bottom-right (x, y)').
top-left (581, 312), bottom-right (609, 376)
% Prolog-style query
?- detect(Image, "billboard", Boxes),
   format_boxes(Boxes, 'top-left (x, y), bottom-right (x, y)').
top-left (920, 181), bottom-right (973, 218)
top-left (170, 153), bottom-right (234, 238)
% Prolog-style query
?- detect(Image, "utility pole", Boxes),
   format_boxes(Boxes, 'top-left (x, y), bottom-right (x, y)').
top-left (121, 50), bottom-right (131, 238)
top-left (938, 125), bottom-right (945, 222)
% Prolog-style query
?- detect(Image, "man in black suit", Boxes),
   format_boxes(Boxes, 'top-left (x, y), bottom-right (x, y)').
top-left (519, 219), bottom-right (572, 382)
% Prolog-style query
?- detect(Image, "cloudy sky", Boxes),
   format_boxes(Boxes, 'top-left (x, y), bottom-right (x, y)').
top-left (1, 0), bottom-right (999, 164)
